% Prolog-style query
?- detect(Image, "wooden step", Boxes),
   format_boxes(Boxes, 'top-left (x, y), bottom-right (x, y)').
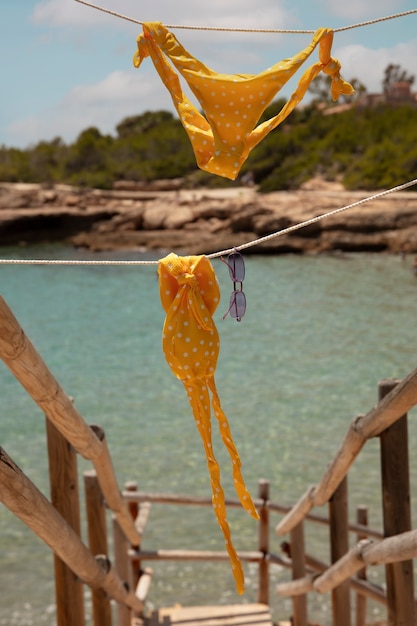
top-left (145, 603), bottom-right (274, 626)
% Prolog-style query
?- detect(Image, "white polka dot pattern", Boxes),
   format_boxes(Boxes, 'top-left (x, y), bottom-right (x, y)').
top-left (134, 23), bottom-right (355, 180)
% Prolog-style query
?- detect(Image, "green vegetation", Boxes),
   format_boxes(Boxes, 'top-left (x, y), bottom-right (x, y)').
top-left (0, 112), bottom-right (196, 190)
top-left (250, 102), bottom-right (417, 192)
top-left (1, 100), bottom-right (417, 192)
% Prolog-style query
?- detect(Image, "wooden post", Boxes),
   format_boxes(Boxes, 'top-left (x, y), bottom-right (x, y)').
top-left (84, 470), bottom-right (112, 626)
top-left (125, 481), bottom-right (139, 521)
top-left (378, 379), bottom-right (415, 626)
top-left (290, 522), bottom-right (308, 626)
top-left (46, 417), bottom-right (86, 626)
top-left (90, 425), bottom-right (141, 547)
top-left (355, 506), bottom-right (368, 626)
top-left (113, 517), bottom-right (131, 626)
top-left (125, 481), bottom-right (141, 588)
top-left (136, 567), bottom-right (153, 603)
top-left (134, 501), bottom-right (152, 539)
top-left (257, 479), bottom-right (269, 605)
top-left (329, 476), bottom-right (351, 626)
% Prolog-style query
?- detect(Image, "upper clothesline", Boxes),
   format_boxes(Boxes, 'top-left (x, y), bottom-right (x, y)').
top-left (75, 3), bottom-right (417, 182)
top-left (74, 0), bottom-right (417, 33)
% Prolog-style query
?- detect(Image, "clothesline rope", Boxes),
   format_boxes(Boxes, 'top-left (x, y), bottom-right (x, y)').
top-left (1, 178), bottom-right (416, 266)
top-left (74, 0), bottom-right (417, 33)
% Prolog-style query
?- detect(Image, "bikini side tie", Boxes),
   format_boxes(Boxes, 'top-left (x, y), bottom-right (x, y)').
top-left (134, 23), bottom-right (355, 180)
top-left (158, 252), bottom-right (259, 595)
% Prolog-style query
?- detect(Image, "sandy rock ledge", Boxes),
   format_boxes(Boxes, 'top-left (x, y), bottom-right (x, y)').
top-left (1, 180), bottom-right (417, 256)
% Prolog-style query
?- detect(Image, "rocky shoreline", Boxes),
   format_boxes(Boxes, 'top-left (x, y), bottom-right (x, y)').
top-left (1, 179), bottom-right (417, 257)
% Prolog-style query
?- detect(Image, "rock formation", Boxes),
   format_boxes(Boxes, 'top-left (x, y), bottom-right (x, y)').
top-left (1, 179), bottom-right (417, 256)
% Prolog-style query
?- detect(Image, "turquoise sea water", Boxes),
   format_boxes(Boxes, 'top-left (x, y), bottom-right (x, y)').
top-left (1, 246), bottom-right (417, 625)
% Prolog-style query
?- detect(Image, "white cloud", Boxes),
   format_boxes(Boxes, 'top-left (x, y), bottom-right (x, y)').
top-left (336, 39), bottom-right (417, 92)
top-left (64, 70), bottom-right (143, 105)
top-left (317, 0), bottom-right (406, 20)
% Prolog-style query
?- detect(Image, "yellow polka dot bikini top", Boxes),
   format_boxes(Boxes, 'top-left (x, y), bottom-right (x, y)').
top-left (158, 253), bottom-right (259, 594)
top-left (134, 23), bottom-right (355, 180)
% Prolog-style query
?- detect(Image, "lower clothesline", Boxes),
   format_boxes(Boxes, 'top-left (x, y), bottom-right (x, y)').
top-left (0, 177), bottom-right (416, 266)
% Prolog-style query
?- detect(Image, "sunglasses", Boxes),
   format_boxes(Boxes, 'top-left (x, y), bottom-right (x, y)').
top-left (221, 250), bottom-right (246, 322)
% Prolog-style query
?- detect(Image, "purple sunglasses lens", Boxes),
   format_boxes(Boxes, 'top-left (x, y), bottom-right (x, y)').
top-left (230, 290), bottom-right (246, 320)
top-left (228, 252), bottom-right (245, 282)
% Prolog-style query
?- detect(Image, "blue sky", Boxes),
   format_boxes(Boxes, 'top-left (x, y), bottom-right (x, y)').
top-left (2, 0), bottom-right (417, 148)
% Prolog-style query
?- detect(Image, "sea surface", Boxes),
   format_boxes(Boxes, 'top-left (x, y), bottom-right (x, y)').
top-left (1, 245), bottom-right (417, 625)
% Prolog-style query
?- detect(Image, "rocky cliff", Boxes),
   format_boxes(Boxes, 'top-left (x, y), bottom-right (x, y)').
top-left (1, 179), bottom-right (417, 256)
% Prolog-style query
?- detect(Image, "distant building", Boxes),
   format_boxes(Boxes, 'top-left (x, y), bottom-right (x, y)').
top-left (357, 80), bottom-right (417, 109)
top-left (355, 92), bottom-right (386, 109)
top-left (385, 80), bottom-right (415, 103)
top-left (323, 81), bottom-right (417, 115)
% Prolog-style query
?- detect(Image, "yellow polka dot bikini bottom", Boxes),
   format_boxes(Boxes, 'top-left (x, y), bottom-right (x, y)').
top-left (134, 22), bottom-right (355, 180)
top-left (158, 253), bottom-right (259, 594)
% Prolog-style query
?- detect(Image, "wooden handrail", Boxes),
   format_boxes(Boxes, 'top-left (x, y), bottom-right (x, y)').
top-left (0, 296), bottom-right (102, 459)
top-left (0, 446), bottom-right (142, 613)
top-left (297, 528), bottom-right (417, 597)
top-left (357, 370), bottom-right (417, 438)
top-left (129, 548), bottom-right (264, 562)
top-left (322, 530), bottom-right (365, 602)
top-left (276, 486), bottom-right (316, 536)
top-left (276, 574), bottom-right (316, 597)
top-left (122, 489), bottom-right (384, 539)
top-left (122, 490), bottom-right (264, 509)
top-left (276, 572), bottom-right (387, 606)
top-left (276, 366), bottom-right (417, 536)
top-left (277, 544), bottom-right (387, 606)
top-left (0, 295), bottom-right (140, 547)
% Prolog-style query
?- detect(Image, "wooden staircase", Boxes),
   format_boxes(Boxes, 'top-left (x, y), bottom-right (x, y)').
top-left (145, 603), bottom-right (274, 626)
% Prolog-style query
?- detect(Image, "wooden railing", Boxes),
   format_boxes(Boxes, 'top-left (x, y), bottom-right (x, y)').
top-left (0, 294), bottom-right (147, 625)
top-left (122, 480), bottom-right (272, 605)
top-left (0, 295), bottom-right (139, 547)
top-left (2, 290), bottom-right (417, 626)
top-left (275, 374), bottom-right (417, 626)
